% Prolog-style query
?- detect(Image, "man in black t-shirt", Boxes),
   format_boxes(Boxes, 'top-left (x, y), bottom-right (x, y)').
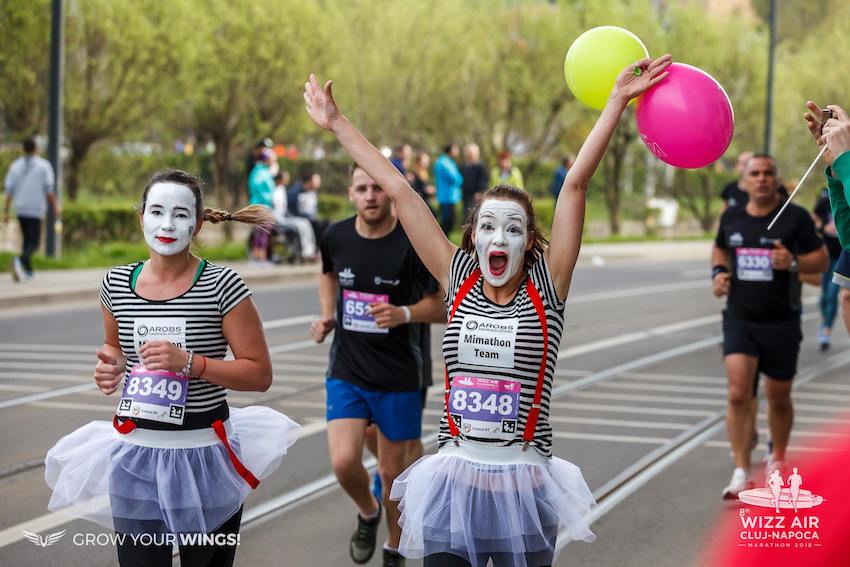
top-left (712, 154), bottom-right (827, 500)
top-left (312, 164), bottom-right (444, 566)
top-left (720, 151), bottom-right (754, 210)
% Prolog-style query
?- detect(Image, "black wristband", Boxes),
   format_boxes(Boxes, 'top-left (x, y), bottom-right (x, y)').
top-left (711, 265), bottom-right (729, 279)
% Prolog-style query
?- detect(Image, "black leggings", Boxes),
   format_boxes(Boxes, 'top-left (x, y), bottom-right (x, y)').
top-left (17, 216), bottom-right (41, 274)
top-left (424, 552), bottom-right (551, 567)
top-left (116, 506), bottom-right (243, 567)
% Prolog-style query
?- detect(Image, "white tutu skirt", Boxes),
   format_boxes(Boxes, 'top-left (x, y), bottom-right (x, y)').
top-left (44, 406), bottom-right (300, 534)
top-left (390, 448), bottom-right (596, 567)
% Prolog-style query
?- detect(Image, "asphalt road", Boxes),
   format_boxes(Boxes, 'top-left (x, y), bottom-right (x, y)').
top-left (0, 258), bottom-right (847, 567)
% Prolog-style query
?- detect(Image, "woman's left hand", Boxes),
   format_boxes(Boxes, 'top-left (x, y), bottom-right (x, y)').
top-left (139, 340), bottom-right (188, 373)
top-left (611, 54), bottom-right (673, 104)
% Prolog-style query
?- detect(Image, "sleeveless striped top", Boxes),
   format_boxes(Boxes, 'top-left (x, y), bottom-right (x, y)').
top-left (100, 261), bottom-right (251, 429)
top-left (439, 249), bottom-right (565, 457)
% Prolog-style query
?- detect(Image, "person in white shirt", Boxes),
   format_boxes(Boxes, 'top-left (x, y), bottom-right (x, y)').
top-left (3, 138), bottom-right (61, 281)
top-left (273, 171), bottom-right (317, 260)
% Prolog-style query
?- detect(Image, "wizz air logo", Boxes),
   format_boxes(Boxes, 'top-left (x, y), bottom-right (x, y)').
top-left (22, 529), bottom-right (66, 547)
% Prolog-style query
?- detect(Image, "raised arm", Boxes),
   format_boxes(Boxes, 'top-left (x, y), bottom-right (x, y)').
top-left (304, 75), bottom-right (456, 290)
top-left (546, 55), bottom-right (672, 300)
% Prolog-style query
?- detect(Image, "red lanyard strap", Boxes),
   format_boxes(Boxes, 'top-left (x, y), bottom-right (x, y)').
top-left (522, 278), bottom-right (548, 447)
top-left (443, 268), bottom-right (549, 448)
top-left (212, 419), bottom-right (260, 489)
top-left (444, 269), bottom-right (482, 440)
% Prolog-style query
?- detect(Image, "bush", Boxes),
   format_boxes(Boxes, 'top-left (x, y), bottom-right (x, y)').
top-left (62, 202), bottom-right (141, 248)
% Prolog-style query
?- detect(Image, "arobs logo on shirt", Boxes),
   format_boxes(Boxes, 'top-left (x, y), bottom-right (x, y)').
top-left (729, 232), bottom-right (744, 247)
top-left (736, 466), bottom-right (825, 550)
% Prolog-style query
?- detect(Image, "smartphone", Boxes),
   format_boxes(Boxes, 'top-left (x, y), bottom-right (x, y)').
top-left (819, 108), bottom-right (834, 135)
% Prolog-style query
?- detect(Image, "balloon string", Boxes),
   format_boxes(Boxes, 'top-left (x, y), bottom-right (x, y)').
top-left (767, 145), bottom-right (829, 231)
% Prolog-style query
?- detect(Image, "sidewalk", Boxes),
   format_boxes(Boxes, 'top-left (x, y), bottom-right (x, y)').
top-left (0, 241), bottom-right (711, 311)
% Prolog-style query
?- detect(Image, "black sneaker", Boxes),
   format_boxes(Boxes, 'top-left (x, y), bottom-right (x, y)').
top-left (349, 500), bottom-right (381, 564)
top-left (382, 548), bottom-right (405, 567)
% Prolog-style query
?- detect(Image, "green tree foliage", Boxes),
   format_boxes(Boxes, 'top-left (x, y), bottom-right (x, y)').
top-left (62, 0), bottom-right (192, 200)
top-left (0, 0), bottom-right (50, 135)
top-left (0, 0), bottom-right (846, 232)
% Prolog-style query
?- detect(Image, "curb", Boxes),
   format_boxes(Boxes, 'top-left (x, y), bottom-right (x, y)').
top-left (0, 241), bottom-right (712, 311)
top-left (0, 265), bottom-right (320, 312)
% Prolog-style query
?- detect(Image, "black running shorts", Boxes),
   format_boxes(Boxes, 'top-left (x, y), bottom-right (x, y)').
top-left (722, 310), bottom-right (802, 381)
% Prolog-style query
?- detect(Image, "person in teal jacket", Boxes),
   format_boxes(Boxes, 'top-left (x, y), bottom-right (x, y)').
top-left (248, 150), bottom-right (276, 264)
top-left (805, 101), bottom-right (850, 333)
top-left (433, 143), bottom-right (463, 234)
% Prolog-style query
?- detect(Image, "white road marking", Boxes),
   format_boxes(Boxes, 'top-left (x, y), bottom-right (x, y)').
top-left (549, 401), bottom-right (716, 418)
top-left (0, 344), bottom-right (93, 353)
top-left (547, 416), bottom-right (691, 430)
top-left (0, 352), bottom-right (93, 362)
top-left (0, 384), bottom-right (95, 410)
top-left (262, 315), bottom-right (317, 330)
top-left (572, 391), bottom-right (725, 406)
top-left (567, 280), bottom-right (708, 304)
top-left (268, 339), bottom-right (324, 354)
top-left (620, 371), bottom-right (725, 383)
top-left (0, 384), bottom-right (46, 393)
top-left (30, 401), bottom-right (112, 412)
top-left (702, 440), bottom-right (837, 453)
top-left (597, 380), bottom-right (850, 402)
top-left (552, 431), bottom-right (669, 444)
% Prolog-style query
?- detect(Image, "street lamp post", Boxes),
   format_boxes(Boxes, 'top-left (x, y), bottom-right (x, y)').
top-left (764, 0), bottom-right (777, 155)
top-left (46, 0), bottom-right (64, 257)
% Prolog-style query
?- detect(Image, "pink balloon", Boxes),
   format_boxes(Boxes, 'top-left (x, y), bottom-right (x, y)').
top-left (635, 63), bottom-right (734, 169)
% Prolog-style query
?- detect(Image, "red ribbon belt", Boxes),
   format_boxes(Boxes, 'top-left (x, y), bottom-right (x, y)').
top-left (113, 415), bottom-right (260, 489)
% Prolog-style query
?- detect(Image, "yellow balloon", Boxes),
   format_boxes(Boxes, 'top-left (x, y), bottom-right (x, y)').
top-left (564, 26), bottom-right (650, 110)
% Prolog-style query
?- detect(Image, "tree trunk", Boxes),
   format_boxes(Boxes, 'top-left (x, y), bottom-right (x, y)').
top-left (211, 134), bottom-right (234, 240)
top-left (66, 140), bottom-right (92, 202)
top-left (699, 172), bottom-right (717, 232)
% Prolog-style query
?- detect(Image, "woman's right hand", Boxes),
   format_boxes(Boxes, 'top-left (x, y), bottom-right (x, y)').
top-left (94, 350), bottom-right (123, 395)
top-left (804, 100), bottom-right (836, 167)
top-left (304, 73), bottom-right (342, 131)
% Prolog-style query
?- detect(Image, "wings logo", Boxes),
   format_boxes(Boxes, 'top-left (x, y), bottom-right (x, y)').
top-left (22, 529), bottom-right (66, 547)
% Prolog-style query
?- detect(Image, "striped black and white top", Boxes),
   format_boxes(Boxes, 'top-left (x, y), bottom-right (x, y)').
top-left (100, 261), bottom-right (252, 429)
top-left (439, 249), bottom-right (565, 457)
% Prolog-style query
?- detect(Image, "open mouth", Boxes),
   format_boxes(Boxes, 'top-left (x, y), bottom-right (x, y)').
top-left (488, 251), bottom-right (508, 276)
top-left (156, 236), bottom-right (177, 244)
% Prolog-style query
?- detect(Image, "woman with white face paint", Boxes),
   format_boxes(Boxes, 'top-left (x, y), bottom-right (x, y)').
top-left (44, 170), bottom-right (301, 567)
top-left (306, 53), bottom-right (672, 567)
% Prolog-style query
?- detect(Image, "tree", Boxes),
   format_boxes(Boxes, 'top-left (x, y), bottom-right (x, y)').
top-left (0, 0), bottom-right (50, 137)
top-left (62, 0), bottom-right (191, 200)
top-left (187, 0), bottom-right (327, 213)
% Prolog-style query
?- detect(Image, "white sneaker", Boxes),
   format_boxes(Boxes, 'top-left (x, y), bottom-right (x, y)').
top-left (11, 257), bottom-right (24, 282)
top-left (722, 467), bottom-right (754, 500)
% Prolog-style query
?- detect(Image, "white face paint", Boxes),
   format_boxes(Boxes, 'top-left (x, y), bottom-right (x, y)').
top-left (474, 200), bottom-right (528, 287)
top-left (142, 182), bottom-right (197, 256)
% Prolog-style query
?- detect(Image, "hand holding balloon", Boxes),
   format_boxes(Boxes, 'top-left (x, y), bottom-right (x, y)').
top-left (610, 55), bottom-right (672, 104)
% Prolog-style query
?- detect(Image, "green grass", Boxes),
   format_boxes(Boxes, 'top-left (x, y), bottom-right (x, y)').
top-left (0, 241), bottom-right (247, 272)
